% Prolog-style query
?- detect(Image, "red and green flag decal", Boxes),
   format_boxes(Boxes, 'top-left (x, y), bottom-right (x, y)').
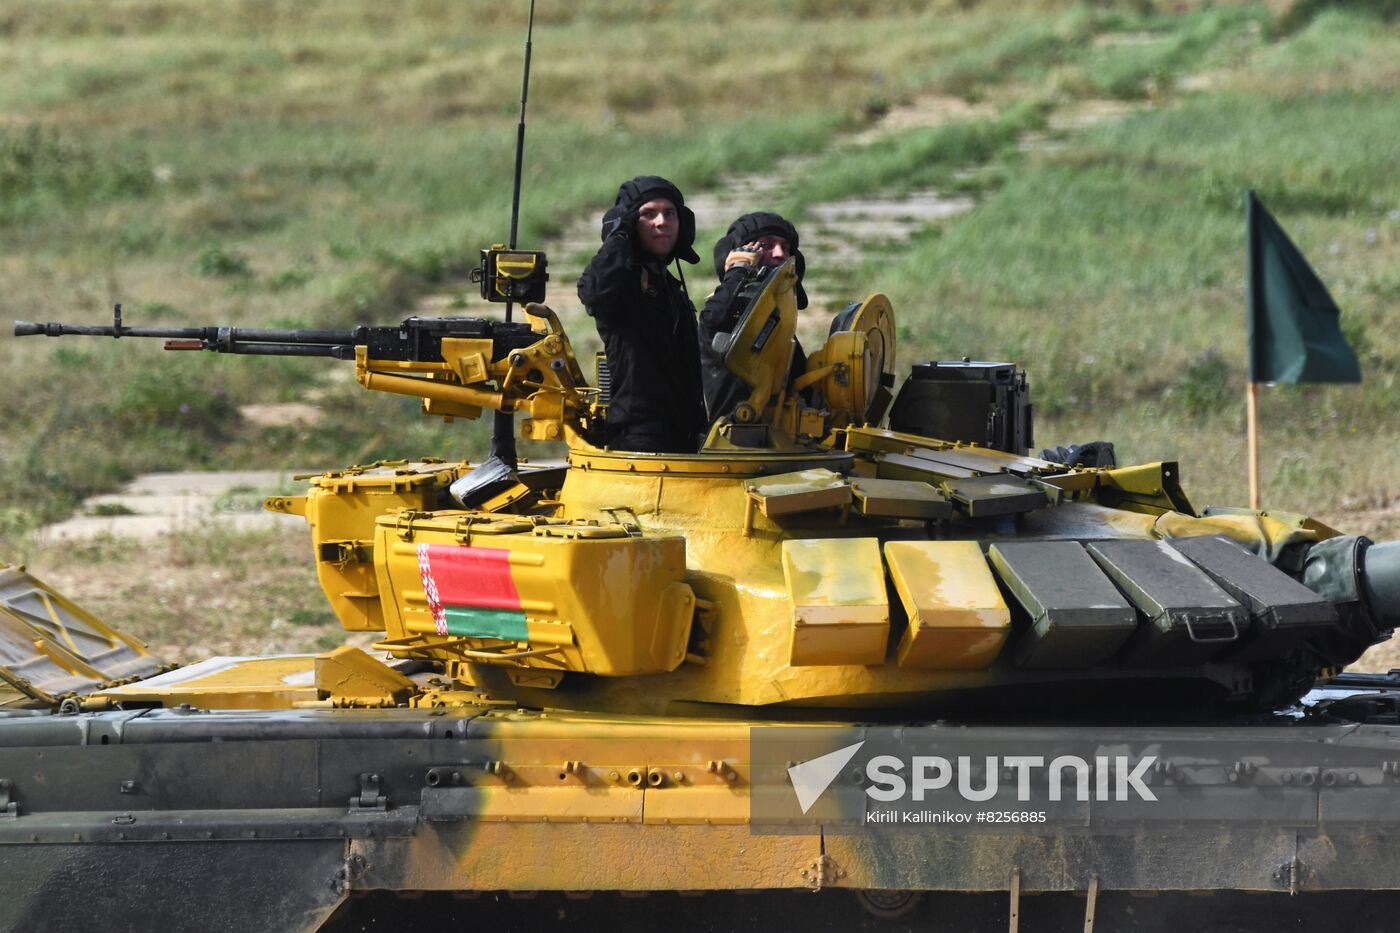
top-left (416, 544), bottom-right (529, 641)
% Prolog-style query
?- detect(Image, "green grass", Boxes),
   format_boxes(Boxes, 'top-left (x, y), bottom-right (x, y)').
top-left (27, 523), bottom-right (338, 662)
top-left (838, 8), bottom-right (1400, 514)
top-left (2, 0), bottom-right (1399, 557)
top-left (786, 100), bottom-right (1052, 210)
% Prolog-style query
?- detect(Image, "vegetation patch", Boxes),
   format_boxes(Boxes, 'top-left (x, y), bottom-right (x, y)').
top-left (0, 127), bottom-right (154, 224)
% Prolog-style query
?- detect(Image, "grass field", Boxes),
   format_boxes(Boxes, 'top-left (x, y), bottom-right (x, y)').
top-left (3, 0), bottom-right (1398, 565)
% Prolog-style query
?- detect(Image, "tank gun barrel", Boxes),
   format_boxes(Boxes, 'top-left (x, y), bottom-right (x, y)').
top-left (1364, 541), bottom-right (1400, 626)
top-left (1301, 536), bottom-right (1400, 665)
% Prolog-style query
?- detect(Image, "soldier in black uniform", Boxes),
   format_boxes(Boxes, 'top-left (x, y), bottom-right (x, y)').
top-left (699, 211), bottom-right (809, 421)
top-left (577, 176), bottom-right (707, 454)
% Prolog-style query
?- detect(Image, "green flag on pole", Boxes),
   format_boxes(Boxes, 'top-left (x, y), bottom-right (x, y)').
top-left (1246, 191), bottom-right (1361, 384)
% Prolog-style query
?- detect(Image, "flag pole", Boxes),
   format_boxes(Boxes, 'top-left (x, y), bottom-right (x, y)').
top-left (1246, 381), bottom-right (1261, 509)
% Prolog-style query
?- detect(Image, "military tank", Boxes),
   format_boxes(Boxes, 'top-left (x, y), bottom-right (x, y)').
top-left (4, 255), bottom-right (1400, 931)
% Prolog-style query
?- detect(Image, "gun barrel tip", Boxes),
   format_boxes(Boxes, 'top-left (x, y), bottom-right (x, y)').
top-left (13, 321), bottom-right (39, 337)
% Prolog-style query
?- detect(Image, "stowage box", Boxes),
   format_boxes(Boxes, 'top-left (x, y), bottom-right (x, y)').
top-left (375, 512), bottom-right (696, 677)
top-left (886, 540), bottom-right (1010, 670)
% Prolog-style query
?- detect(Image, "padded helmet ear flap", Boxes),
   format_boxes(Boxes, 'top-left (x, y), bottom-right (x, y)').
top-left (712, 232), bottom-right (733, 279)
top-left (793, 248), bottom-right (809, 310)
top-left (600, 204), bottom-right (627, 243)
top-left (675, 204), bottom-right (699, 264)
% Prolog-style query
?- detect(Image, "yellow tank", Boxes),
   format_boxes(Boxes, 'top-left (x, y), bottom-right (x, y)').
top-left (14, 263), bottom-right (1397, 718)
top-left (7, 257), bottom-right (1400, 931)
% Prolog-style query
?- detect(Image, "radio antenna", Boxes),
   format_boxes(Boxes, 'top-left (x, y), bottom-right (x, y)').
top-left (504, 0), bottom-right (537, 324)
top-left (462, 0), bottom-right (538, 502)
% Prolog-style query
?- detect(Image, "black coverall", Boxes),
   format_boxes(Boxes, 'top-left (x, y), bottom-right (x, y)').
top-left (577, 235), bottom-right (707, 453)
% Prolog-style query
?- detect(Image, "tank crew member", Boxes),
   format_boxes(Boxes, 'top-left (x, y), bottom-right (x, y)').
top-left (699, 211), bottom-right (809, 421)
top-left (577, 176), bottom-right (707, 454)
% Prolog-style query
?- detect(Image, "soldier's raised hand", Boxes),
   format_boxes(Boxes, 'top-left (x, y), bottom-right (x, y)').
top-left (724, 241), bottom-right (763, 271)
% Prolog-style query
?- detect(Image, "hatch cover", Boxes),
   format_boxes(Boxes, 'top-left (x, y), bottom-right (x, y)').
top-left (0, 564), bottom-right (164, 705)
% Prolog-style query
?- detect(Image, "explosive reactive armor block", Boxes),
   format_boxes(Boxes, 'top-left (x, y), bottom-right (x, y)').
top-left (1087, 539), bottom-right (1247, 667)
top-left (848, 477), bottom-right (952, 521)
top-left (941, 474), bottom-right (1048, 518)
top-left (1168, 534), bottom-right (1340, 661)
top-left (987, 541), bottom-right (1138, 669)
top-left (886, 540), bottom-right (1010, 670)
top-left (744, 469), bottom-right (851, 519)
top-left (782, 537), bottom-right (889, 666)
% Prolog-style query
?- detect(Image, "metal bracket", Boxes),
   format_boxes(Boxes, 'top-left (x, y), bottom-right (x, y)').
top-left (800, 853), bottom-right (843, 891)
top-left (0, 779), bottom-right (17, 818)
top-left (1082, 873), bottom-right (1099, 933)
top-left (318, 540), bottom-right (369, 564)
top-left (350, 772), bottom-right (388, 811)
top-left (331, 853), bottom-right (368, 895)
top-left (394, 511), bottom-right (430, 542)
top-left (1273, 855), bottom-right (1306, 894)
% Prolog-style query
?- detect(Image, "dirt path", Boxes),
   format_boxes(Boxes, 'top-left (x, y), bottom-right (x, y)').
top-left (39, 469), bottom-right (309, 543)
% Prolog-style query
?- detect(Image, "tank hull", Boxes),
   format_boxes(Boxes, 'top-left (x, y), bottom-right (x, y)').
top-left (6, 684), bottom-right (1400, 931)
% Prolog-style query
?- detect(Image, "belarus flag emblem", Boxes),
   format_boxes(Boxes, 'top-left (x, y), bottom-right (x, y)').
top-left (416, 543), bottom-right (529, 642)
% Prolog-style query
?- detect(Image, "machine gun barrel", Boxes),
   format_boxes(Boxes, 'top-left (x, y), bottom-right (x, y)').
top-left (15, 310), bottom-right (541, 366)
top-left (14, 320), bottom-right (361, 358)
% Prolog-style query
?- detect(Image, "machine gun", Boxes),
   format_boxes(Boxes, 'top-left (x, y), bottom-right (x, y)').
top-left (16, 306), bottom-right (535, 360)
top-left (15, 302), bottom-right (595, 448)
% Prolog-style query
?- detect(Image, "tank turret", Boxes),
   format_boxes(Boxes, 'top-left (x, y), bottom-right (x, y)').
top-left (14, 255), bottom-right (1395, 718)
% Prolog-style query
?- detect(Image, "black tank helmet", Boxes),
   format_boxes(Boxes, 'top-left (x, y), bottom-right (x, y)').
top-left (608, 175), bottom-right (700, 264)
top-left (711, 211), bottom-right (808, 310)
